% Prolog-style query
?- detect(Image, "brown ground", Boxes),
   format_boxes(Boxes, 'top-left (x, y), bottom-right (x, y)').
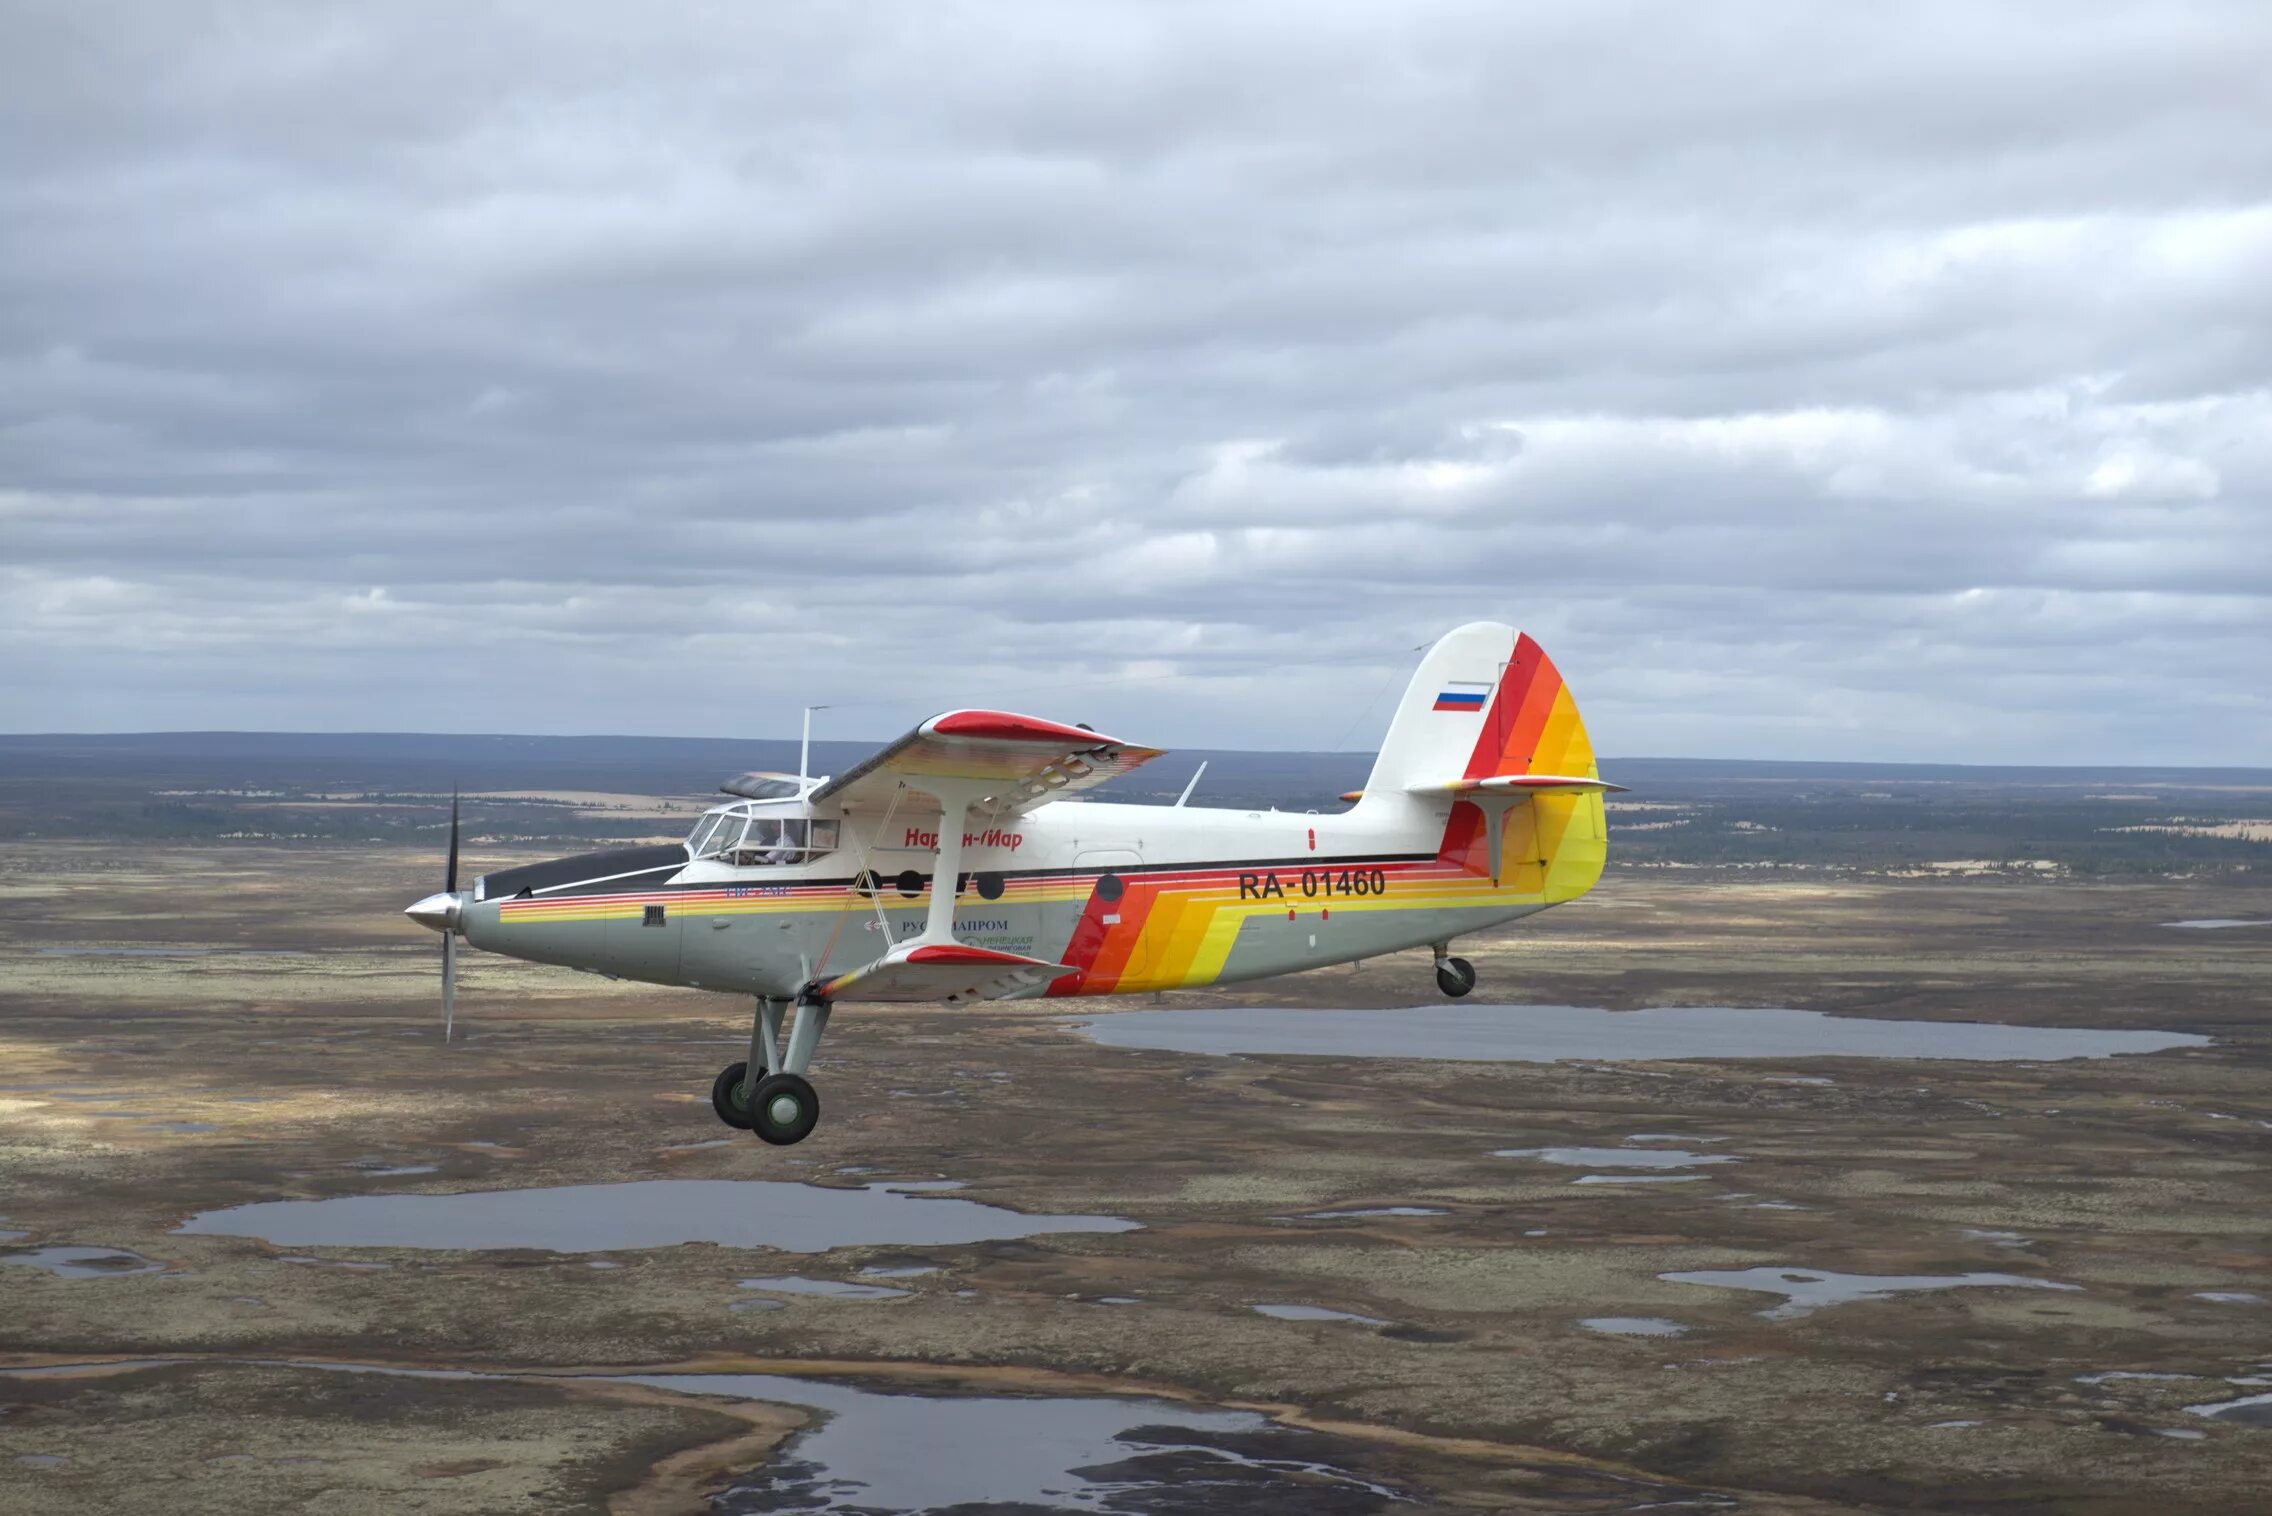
top-left (2, 840), bottom-right (2269, 1513)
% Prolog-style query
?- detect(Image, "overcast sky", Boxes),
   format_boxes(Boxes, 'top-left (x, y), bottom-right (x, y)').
top-left (3, 2), bottom-right (2267, 763)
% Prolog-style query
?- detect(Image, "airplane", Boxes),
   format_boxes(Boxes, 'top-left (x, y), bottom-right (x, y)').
top-left (404, 622), bottom-right (1620, 1145)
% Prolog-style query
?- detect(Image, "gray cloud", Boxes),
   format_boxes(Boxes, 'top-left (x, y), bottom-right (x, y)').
top-left (2, 0), bottom-right (2267, 763)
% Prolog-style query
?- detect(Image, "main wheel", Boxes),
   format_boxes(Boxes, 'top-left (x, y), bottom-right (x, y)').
top-left (711, 1061), bottom-right (755, 1129)
top-left (750, 1071), bottom-right (820, 1146)
top-left (1435, 956), bottom-right (1476, 998)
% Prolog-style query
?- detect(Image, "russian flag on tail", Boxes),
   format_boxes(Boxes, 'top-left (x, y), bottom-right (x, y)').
top-left (1432, 681), bottom-right (1492, 712)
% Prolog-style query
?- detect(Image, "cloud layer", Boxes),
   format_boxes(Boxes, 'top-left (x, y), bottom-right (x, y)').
top-left (4, 1), bottom-right (2267, 762)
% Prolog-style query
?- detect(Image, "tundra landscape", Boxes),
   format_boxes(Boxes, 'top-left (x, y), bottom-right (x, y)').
top-left (2, 738), bottom-right (2267, 1514)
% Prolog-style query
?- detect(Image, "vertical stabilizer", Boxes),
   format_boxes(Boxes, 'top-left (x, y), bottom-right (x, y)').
top-left (1362, 622), bottom-right (1608, 901)
top-left (1368, 621), bottom-right (1604, 791)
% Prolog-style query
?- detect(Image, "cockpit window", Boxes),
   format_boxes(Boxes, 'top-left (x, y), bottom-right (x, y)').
top-left (691, 808), bottom-right (839, 866)
top-left (727, 817), bottom-right (839, 867)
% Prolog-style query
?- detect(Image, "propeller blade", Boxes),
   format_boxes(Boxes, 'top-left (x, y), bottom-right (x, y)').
top-left (444, 787), bottom-right (460, 1041)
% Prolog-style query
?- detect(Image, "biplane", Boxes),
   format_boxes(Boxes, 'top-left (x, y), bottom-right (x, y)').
top-left (406, 622), bottom-right (1619, 1144)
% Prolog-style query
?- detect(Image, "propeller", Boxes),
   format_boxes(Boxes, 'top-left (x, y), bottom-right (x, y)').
top-left (443, 788), bottom-right (459, 1042)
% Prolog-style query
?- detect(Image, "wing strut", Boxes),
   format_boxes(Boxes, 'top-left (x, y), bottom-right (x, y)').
top-left (809, 774), bottom-right (1082, 1004)
top-left (915, 777), bottom-right (995, 944)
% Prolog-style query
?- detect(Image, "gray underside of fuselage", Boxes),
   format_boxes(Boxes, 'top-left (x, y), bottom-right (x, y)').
top-left (462, 894), bottom-right (1544, 1002)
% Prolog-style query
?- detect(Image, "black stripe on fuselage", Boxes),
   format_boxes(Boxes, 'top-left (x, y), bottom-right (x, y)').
top-left (478, 844), bottom-right (690, 900)
top-left (495, 848), bottom-right (1445, 900)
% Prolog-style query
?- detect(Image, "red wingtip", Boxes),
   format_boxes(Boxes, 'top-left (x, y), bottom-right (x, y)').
top-left (927, 710), bottom-right (1124, 746)
top-left (903, 942), bottom-right (1054, 968)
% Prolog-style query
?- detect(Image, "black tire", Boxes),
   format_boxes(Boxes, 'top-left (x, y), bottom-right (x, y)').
top-left (710, 1061), bottom-right (755, 1130)
top-left (1435, 956), bottom-right (1476, 999)
top-left (751, 1072), bottom-right (821, 1146)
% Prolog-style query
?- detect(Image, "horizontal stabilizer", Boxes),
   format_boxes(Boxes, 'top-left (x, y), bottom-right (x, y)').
top-left (1410, 773), bottom-right (1629, 796)
top-left (816, 940), bottom-right (1078, 1005)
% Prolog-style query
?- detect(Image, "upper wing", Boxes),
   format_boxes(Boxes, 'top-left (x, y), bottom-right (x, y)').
top-left (807, 710), bottom-right (1165, 819)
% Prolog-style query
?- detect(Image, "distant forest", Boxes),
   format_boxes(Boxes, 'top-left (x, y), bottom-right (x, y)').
top-left (0, 733), bottom-right (2265, 879)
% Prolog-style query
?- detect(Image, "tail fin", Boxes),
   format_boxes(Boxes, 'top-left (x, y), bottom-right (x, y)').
top-left (1364, 622), bottom-right (1602, 792)
top-left (1363, 622), bottom-right (1609, 900)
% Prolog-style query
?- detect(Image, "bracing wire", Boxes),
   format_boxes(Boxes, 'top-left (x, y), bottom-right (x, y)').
top-left (799, 639), bottom-right (1430, 725)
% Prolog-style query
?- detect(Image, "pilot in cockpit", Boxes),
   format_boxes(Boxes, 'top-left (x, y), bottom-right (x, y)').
top-left (735, 817), bottom-right (801, 867)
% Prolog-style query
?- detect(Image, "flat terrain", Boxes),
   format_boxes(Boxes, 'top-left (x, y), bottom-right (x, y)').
top-left (3, 838), bottom-right (2269, 1513)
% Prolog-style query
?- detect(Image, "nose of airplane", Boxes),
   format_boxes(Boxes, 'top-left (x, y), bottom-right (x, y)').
top-left (405, 891), bottom-right (464, 933)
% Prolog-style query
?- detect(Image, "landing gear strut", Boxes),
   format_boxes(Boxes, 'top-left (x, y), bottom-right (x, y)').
top-left (1432, 947), bottom-right (1476, 999)
top-left (713, 992), bottom-right (832, 1145)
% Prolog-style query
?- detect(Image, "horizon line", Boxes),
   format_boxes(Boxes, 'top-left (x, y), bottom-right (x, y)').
top-left (0, 729), bottom-right (2267, 777)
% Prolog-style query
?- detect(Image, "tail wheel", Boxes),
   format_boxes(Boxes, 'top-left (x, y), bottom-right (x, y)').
top-left (711, 1061), bottom-right (755, 1129)
top-left (751, 1072), bottom-right (820, 1146)
top-left (1435, 956), bottom-right (1476, 998)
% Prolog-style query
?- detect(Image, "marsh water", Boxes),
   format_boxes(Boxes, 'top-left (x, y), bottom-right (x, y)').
top-left (1496, 1146), bottom-right (1735, 1168)
top-left (33, 946), bottom-right (308, 958)
top-left (1074, 1004), bottom-right (2208, 1063)
top-left (0, 1246), bottom-right (168, 1279)
top-left (2, 1360), bottom-right (1410, 1513)
top-left (1251, 1303), bottom-right (1387, 1325)
top-left (1661, 1266), bottom-right (2081, 1319)
top-left (740, 1275), bottom-right (909, 1300)
top-left (173, 1180), bottom-right (1137, 1254)
top-left (1580, 1317), bottom-right (1688, 1336)
top-left (653, 1371), bottom-right (1407, 1512)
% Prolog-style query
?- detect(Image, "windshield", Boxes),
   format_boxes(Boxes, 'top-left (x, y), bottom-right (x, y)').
top-left (688, 813), bottom-right (746, 859)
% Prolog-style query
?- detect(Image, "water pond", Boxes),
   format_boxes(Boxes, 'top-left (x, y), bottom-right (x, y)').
top-left (2, 1360), bottom-right (1412, 1512)
top-left (174, 1180), bottom-right (1136, 1255)
top-left (1579, 1317), bottom-right (1688, 1337)
top-left (1252, 1303), bottom-right (1386, 1325)
top-left (1497, 1146), bottom-right (1734, 1169)
top-left (1661, 1266), bottom-right (2079, 1320)
top-left (741, 1275), bottom-right (909, 1300)
top-left (0, 1246), bottom-right (168, 1279)
top-left (1074, 1004), bottom-right (2206, 1064)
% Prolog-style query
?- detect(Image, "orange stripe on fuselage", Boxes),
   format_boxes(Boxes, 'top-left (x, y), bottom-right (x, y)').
top-left (1082, 879), bottom-right (1158, 991)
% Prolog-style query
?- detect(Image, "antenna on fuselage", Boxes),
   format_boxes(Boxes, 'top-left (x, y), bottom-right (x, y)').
top-left (1173, 761), bottom-right (1207, 807)
top-left (799, 705), bottom-right (828, 788)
